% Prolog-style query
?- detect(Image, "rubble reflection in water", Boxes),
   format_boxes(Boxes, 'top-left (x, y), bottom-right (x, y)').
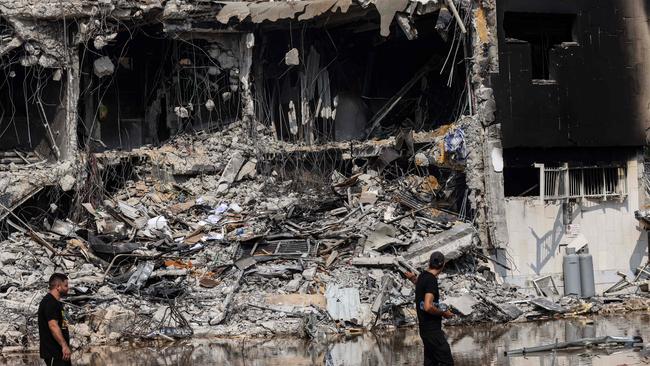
top-left (3, 313), bottom-right (649, 366)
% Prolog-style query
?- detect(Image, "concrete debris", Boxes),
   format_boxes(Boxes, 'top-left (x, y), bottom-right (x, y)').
top-left (58, 174), bottom-right (76, 191)
top-left (364, 223), bottom-right (404, 251)
top-left (205, 99), bottom-right (216, 112)
top-left (93, 56), bottom-right (115, 78)
top-left (216, 152), bottom-right (245, 194)
top-left (529, 297), bottom-right (568, 313)
top-left (285, 48), bottom-right (299, 66)
top-left (49, 219), bottom-right (77, 237)
top-left (265, 294), bottom-right (327, 310)
top-left (236, 159), bottom-right (257, 181)
top-left (372, 0), bottom-right (411, 37)
top-left (123, 261), bottom-right (155, 292)
top-left (174, 106), bottom-right (189, 119)
top-left (403, 222), bottom-right (475, 266)
top-left (10, 143), bottom-right (554, 345)
top-left (0, 2), bottom-right (646, 354)
top-left (93, 33), bottom-right (117, 50)
top-left (444, 294), bottom-right (478, 316)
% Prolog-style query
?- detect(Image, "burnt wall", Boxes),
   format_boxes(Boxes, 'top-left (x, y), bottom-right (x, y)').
top-left (492, 0), bottom-right (650, 148)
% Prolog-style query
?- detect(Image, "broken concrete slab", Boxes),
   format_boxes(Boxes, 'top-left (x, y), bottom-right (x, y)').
top-left (364, 223), bottom-right (404, 252)
top-left (298, 0), bottom-right (352, 21)
top-left (403, 222), bottom-right (475, 267)
top-left (351, 256), bottom-right (396, 267)
top-left (372, 0), bottom-right (410, 37)
top-left (265, 294), bottom-right (327, 310)
top-left (444, 294), bottom-right (478, 316)
top-left (216, 2), bottom-right (251, 23)
top-left (235, 256), bottom-right (257, 270)
top-left (325, 250), bottom-right (339, 268)
top-left (216, 0), bottom-right (353, 25)
top-left (236, 159), bottom-right (257, 181)
top-left (497, 303), bottom-right (524, 320)
top-left (217, 152), bottom-right (245, 194)
top-left (371, 276), bottom-right (393, 314)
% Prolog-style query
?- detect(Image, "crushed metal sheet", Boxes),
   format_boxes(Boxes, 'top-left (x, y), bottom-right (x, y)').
top-left (530, 298), bottom-right (568, 314)
top-left (326, 284), bottom-right (361, 324)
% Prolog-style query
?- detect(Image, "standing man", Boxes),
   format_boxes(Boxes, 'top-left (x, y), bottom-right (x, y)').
top-left (410, 251), bottom-right (455, 366)
top-left (38, 273), bottom-right (72, 366)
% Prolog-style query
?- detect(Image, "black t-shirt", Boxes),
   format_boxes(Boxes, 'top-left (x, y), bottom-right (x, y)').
top-left (38, 293), bottom-right (70, 359)
top-left (415, 271), bottom-right (442, 331)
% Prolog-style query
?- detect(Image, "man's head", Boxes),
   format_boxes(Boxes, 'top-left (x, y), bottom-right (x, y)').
top-left (429, 251), bottom-right (445, 270)
top-left (48, 273), bottom-right (69, 297)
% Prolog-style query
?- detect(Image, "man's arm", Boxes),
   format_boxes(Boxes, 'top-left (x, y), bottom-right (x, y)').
top-left (405, 271), bottom-right (417, 284)
top-left (47, 320), bottom-right (71, 361)
top-left (423, 293), bottom-right (454, 318)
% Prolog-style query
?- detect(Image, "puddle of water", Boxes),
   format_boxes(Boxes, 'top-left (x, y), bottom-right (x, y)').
top-left (3, 313), bottom-right (648, 366)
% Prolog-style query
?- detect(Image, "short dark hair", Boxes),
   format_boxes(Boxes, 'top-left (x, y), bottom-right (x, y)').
top-left (48, 273), bottom-right (68, 289)
top-left (429, 251), bottom-right (445, 269)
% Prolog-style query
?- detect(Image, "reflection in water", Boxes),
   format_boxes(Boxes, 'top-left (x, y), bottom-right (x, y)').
top-left (3, 313), bottom-right (648, 366)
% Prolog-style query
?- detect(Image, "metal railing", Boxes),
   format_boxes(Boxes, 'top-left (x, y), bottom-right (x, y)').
top-left (534, 163), bottom-right (627, 203)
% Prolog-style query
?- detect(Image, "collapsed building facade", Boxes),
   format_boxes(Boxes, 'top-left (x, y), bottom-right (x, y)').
top-left (0, 0), bottom-right (649, 351)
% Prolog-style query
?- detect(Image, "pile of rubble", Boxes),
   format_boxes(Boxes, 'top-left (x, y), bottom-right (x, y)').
top-left (0, 121), bottom-right (648, 351)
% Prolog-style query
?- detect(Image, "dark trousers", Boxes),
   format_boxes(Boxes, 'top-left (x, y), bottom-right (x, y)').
top-left (420, 328), bottom-right (454, 366)
top-left (42, 358), bottom-right (72, 366)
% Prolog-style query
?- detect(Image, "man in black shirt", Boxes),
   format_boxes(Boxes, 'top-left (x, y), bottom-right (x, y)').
top-left (38, 273), bottom-right (72, 366)
top-left (410, 251), bottom-right (455, 366)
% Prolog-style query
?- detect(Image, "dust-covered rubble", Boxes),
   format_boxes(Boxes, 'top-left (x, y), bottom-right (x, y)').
top-left (0, 121), bottom-right (648, 352)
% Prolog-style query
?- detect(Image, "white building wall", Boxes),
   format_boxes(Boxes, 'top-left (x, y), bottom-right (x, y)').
top-left (501, 154), bottom-right (649, 294)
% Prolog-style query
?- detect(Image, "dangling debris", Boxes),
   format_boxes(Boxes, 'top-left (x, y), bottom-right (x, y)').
top-left (93, 56), bottom-right (115, 77)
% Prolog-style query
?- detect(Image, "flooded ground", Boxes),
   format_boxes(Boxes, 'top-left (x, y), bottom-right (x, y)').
top-left (3, 312), bottom-right (649, 366)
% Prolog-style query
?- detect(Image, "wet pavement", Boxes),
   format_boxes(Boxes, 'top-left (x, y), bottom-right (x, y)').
top-left (3, 312), bottom-right (649, 365)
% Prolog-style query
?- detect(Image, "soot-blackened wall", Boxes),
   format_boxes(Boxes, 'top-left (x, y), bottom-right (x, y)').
top-left (493, 0), bottom-right (650, 148)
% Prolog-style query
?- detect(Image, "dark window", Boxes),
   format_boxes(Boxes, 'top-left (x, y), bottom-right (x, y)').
top-left (504, 12), bottom-right (576, 79)
top-left (503, 167), bottom-right (540, 197)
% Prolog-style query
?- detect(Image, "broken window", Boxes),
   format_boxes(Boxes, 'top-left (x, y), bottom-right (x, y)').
top-left (0, 59), bottom-right (65, 165)
top-left (79, 26), bottom-right (244, 151)
top-left (535, 163), bottom-right (627, 201)
top-left (503, 166), bottom-right (540, 197)
top-left (503, 12), bottom-right (576, 80)
top-left (256, 11), bottom-right (468, 143)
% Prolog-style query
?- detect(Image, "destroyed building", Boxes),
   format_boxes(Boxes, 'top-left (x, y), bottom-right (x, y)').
top-left (0, 0), bottom-right (648, 351)
top-left (492, 0), bottom-right (650, 292)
